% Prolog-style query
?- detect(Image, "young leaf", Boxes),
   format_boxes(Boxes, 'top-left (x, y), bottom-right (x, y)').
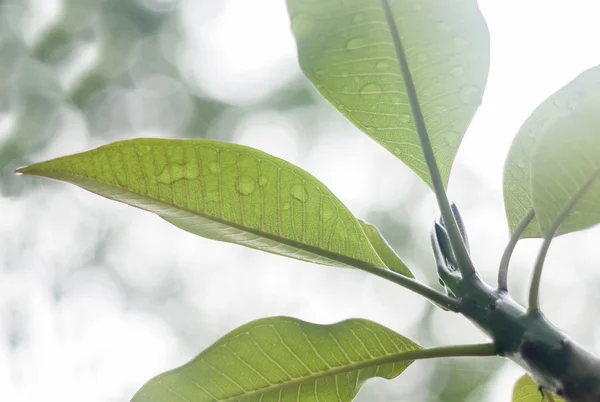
top-left (359, 220), bottom-right (414, 278)
top-left (17, 138), bottom-right (387, 269)
top-left (530, 99), bottom-right (600, 238)
top-left (503, 65), bottom-right (600, 238)
top-left (287, 0), bottom-right (490, 188)
top-left (512, 374), bottom-right (564, 402)
top-left (131, 317), bottom-right (421, 402)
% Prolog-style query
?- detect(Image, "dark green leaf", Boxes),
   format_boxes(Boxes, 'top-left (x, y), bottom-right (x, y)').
top-left (287, 0), bottom-right (490, 188)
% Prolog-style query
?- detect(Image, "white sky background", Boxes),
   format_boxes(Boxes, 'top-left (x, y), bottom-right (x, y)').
top-left (3, 0), bottom-right (600, 401)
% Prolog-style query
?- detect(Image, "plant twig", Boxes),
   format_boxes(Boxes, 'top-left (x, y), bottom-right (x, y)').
top-left (349, 258), bottom-right (462, 312)
top-left (381, 0), bottom-right (476, 279)
top-left (529, 168), bottom-right (600, 312)
top-left (498, 209), bottom-right (535, 291)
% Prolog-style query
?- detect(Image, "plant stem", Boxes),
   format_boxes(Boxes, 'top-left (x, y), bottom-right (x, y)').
top-left (350, 258), bottom-right (462, 312)
top-left (528, 236), bottom-right (553, 313)
top-left (543, 390), bottom-right (556, 402)
top-left (383, 342), bottom-right (497, 363)
top-left (381, 0), bottom-right (476, 279)
top-left (498, 209), bottom-right (535, 291)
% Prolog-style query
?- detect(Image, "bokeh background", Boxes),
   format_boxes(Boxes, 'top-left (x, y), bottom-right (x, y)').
top-left (2, 0), bottom-right (600, 401)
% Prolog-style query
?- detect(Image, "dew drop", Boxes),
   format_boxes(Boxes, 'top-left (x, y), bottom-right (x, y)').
top-left (450, 65), bottom-right (465, 77)
top-left (336, 103), bottom-right (346, 111)
top-left (290, 183), bottom-right (309, 202)
top-left (258, 175), bottom-right (269, 187)
top-left (157, 167), bottom-right (172, 184)
top-left (553, 98), bottom-right (566, 108)
top-left (437, 22), bottom-right (451, 33)
top-left (433, 105), bottom-right (449, 114)
top-left (282, 202), bottom-right (291, 211)
top-left (353, 13), bottom-right (366, 23)
top-left (458, 85), bottom-right (482, 106)
top-left (375, 61), bottom-right (390, 71)
top-left (399, 114), bottom-right (411, 123)
top-left (322, 207), bottom-right (335, 221)
top-left (291, 12), bottom-right (316, 42)
top-left (184, 161), bottom-right (199, 179)
top-left (416, 53), bottom-right (428, 63)
top-left (236, 175), bottom-right (256, 196)
top-left (208, 161), bottom-right (219, 173)
top-left (517, 161), bottom-right (526, 169)
top-left (393, 147), bottom-right (402, 156)
top-left (360, 83), bottom-right (383, 100)
top-left (446, 131), bottom-right (461, 145)
top-left (170, 164), bottom-right (186, 182)
top-left (346, 37), bottom-right (366, 50)
top-left (454, 37), bottom-right (469, 49)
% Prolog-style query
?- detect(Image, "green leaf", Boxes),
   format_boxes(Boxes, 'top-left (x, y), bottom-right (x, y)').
top-left (359, 220), bottom-right (414, 278)
top-left (503, 65), bottom-right (600, 238)
top-left (17, 138), bottom-right (388, 269)
top-left (512, 374), bottom-right (565, 402)
top-left (287, 0), bottom-right (490, 188)
top-left (131, 317), bottom-right (420, 402)
top-left (530, 92), bottom-right (600, 238)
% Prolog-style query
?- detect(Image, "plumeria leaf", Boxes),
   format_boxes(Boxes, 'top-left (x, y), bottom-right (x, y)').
top-left (503, 65), bottom-right (600, 238)
top-left (131, 317), bottom-right (421, 402)
top-left (512, 374), bottom-right (565, 402)
top-left (287, 0), bottom-right (490, 188)
top-left (17, 138), bottom-right (388, 269)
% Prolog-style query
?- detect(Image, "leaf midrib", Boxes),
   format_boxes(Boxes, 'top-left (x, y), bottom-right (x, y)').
top-left (218, 347), bottom-right (421, 402)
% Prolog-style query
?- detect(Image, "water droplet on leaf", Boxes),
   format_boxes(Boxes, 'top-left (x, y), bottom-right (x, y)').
top-left (157, 167), bottom-right (172, 184)
top-left (437, 22), bottom-right (451, 33)
top-left (184, 161), bottom-right (199, 179)
top-left (399, 114), bottom-right (411, 123)
top-left (290, 184), bottom-right (309, 202)
top-left (291, 13), bottom-right (316, 41)
top-left (450, 66), bottom-right (465, 77)
top-left (282, 202), bottom-right (291, 211)
top-left (454, 37), bottom-right (469, 49)
top-left (258, 175), bottom-right (269, 187)
top-left (208, 161), bottom-right (219, 173)
top-left (346, 37), bottom-right (366, 50)
top-left (517, 161), bottom-right (526, 169)
top-left (236, 175), bottom-right (256, 196)
top-left (360, 83), bottom-right (382, 100)
top-left (433, 105), bottom-right (449, 114)
top-left (353, 13), bottom-right (366, 23)
top-left (322, 207), bottom-right (335, 221)
top-left (458, 85), bottom-right (482, 106)
top-left (416, 53), bottom-right (428, 63)
top-left (375, 61), bottom-right (390, 71)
